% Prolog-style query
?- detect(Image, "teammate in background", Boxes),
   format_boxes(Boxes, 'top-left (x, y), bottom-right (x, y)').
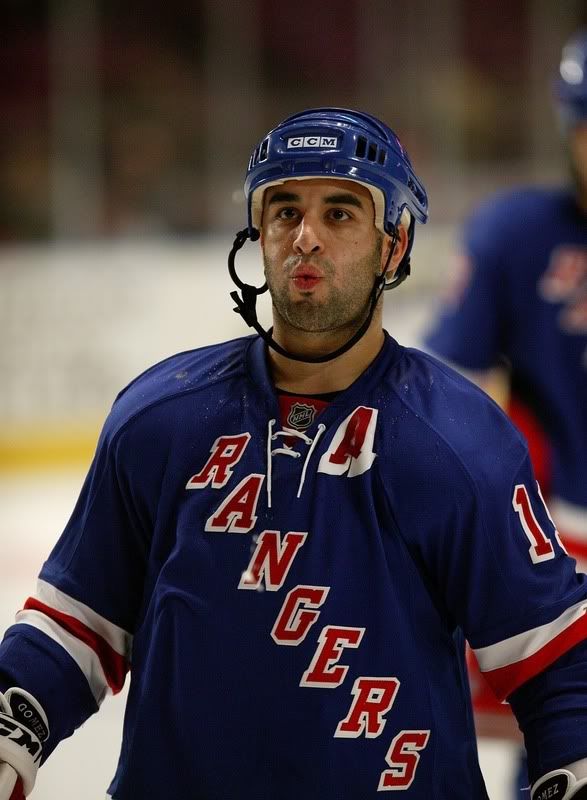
top-left (424, 29), bottom-right (587, 798)
top-left (1, 108), bottom-right (587, 800)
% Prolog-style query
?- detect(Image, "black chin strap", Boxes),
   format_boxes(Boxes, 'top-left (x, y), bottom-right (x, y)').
top-left (228, 228), bottom-right (397, 364)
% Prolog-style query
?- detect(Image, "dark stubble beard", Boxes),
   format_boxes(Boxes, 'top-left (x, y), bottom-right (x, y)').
top-left (263, 234), bottom-right (384, 334)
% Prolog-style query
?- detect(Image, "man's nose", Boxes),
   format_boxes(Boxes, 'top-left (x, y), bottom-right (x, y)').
top-left (292, 217), bottom-right (324, 256)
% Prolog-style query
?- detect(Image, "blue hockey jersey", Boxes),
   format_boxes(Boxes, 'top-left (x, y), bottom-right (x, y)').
top-left (1, 333), bottom-right (587, 799)
top-left (425, 187), bottom-right (587, 564)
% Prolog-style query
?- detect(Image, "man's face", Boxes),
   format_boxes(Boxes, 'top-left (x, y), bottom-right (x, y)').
top-left (260, 178), bottom-right (387, 335)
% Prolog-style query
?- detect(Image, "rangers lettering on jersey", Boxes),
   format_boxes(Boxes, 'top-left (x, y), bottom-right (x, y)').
top-left (186, 433), bottom-right (251, 489)
top-left (335, 677), bottom-right (400, 738)
top-left (271, 585), bottom-right (329, 644)
top-left (205, 473), bottom-right (264, 533)
top-left (239, 531), bottom-right (308, 591)
top-left (237, 525), bottom-right (431, 789)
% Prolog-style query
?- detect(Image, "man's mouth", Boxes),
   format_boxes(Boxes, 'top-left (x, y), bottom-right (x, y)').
top-left (290, 264), bottom-right (323, 291)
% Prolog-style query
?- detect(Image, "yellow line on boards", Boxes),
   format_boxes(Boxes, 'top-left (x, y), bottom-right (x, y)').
top-left (0, 423), bottom-right (101, 472)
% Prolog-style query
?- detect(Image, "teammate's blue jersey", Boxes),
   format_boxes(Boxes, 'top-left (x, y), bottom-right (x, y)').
top-left (2, 334), bottom-right (587, 798)
top-left (425, 187), bottom-right (587, 556)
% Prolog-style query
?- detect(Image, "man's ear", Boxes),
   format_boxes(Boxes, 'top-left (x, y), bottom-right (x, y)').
top-left (381, 226), bottom-right (409, 279)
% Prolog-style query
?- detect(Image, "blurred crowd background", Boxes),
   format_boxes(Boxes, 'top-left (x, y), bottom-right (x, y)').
top-left (2, 0), bottom-right (586, 242)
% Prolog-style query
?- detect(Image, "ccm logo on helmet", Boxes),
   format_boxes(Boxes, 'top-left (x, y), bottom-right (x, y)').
top-left (287, 136), bottom-right (338, 149)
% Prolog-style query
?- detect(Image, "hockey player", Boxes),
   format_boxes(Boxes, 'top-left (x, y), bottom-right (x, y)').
top-left (1, 107), bottom-right (587, 800)
top-left (424, 28), bottom-right (587, 797)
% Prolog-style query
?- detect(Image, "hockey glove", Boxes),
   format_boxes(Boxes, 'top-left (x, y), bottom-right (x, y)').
top-left (0, 688), bottom-right (49, 798)
top-left (531, 768), bottom-right (587, 800)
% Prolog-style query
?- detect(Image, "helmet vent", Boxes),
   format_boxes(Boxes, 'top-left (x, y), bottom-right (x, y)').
top-left (355, 136), bottom-right (367, 158)
top-left (355, 137), bottom-right (386, 165)
top-left (250, 139), bottom-right (269, 168)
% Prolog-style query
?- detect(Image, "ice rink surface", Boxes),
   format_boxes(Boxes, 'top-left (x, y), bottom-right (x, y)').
top-left (0, 294), bottom-right (519, 798)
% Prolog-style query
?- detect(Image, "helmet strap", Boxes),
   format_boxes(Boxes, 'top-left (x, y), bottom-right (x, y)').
top-left (228, 228), bottom-right (396, 364)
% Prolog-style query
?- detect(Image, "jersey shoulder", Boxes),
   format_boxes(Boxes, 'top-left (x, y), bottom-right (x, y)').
top-left (386, 345), bottom-right (527, 485)
top-left (103, 335), bottom-right (253, 443)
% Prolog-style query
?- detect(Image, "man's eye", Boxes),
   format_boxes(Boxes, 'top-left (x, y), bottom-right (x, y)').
top-left (276, 207), bottom-right (299, 220)
top-left (329, 209), bottom-right (351, 221)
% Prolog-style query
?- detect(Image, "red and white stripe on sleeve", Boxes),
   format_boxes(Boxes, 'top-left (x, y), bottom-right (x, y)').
top-left (14, 579), bottom-right (132, 704)
top-left (551, 498), bottom-right (587, 571)
top-left (473, 598), bottom-right (587, 700)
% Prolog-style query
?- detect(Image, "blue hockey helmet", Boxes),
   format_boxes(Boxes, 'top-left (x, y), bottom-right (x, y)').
top-left (554, 29), bottom-right (587, 130)
top-left (244, 107), bottom-right (428, 256)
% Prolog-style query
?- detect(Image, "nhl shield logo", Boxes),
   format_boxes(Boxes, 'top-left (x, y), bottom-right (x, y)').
top-left (287, 402), bottom-right (316, 431)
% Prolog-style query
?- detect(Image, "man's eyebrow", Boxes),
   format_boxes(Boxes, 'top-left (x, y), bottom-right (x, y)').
top-left (266, 191), bottom-right (300, 206)
top-left (266, 191), bottom-right (365, 209)
top-left (323, 193), bottom-right (364, 209)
